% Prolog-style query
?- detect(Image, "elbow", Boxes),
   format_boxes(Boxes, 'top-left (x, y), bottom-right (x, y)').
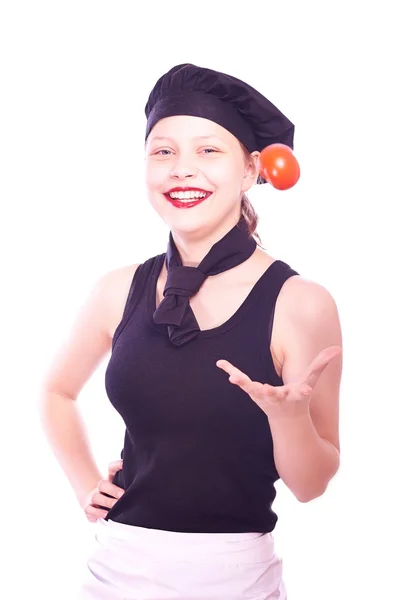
top-left (296, 487), bottom-right (326, 503)
top-left (296, 455), bottom-right (341, 503)
top-left (295, 470), bottom-right (340, 503)
top-left (287, 453), bottom-right (341, 503)
top-left (295, 480), bottom-right (331, 503)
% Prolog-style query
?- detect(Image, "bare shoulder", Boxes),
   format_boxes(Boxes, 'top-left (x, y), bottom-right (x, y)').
top-left (275, 275), bottom-right (342, 362)
top-left (272, 274), bottom-right (341, 365)
top-left (277, 275), bottom-right (340, 323)
top-left (40, 262), bottom-right (140, 399)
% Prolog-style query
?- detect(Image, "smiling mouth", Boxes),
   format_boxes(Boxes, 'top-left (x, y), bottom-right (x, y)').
top-left (164, 190), bottom-right (213, 208)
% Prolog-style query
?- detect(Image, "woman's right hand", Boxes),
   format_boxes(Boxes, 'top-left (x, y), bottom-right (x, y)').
top-left (82, 460), bottom-right (125, 523)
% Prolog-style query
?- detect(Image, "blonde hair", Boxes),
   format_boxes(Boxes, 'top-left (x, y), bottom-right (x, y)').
top-left (239, 143), bottom-right (265, 249)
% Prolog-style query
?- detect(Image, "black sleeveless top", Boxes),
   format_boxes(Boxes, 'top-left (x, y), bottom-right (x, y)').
top-left (104, 253), bottom-right (299, 533)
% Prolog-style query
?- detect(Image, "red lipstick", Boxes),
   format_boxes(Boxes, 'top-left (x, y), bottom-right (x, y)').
top-left (164, 187), bottom-right (213, 209)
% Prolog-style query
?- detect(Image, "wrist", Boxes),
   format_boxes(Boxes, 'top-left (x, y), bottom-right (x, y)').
top-left (75, 476), bottom-right (103, 508)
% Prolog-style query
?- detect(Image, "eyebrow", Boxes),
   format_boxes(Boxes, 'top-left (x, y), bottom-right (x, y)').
top-left (149, 135), bottom-right (224, 143)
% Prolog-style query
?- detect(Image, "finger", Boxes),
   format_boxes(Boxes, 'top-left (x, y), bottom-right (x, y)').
top-left (216, 359), bottom-right (240, 375)
top-left (299, 384), bottom-right (313, 396)
top-left (262, 383), bottom-right (284, 396)
top-left (218, 360), bottom-right (286, 403)
top-left (262, 382), bottom-right (311, 405)
top-left (261, 382), bottom-right (290, 401)
top-left (98, 479), bottom-right (125, 501)
top-left (216, 360), bottom-right (257, 395)
top-left (302, 346), bottom-right (342, 388)
top-left (91, 490), bottom-right (114, 509)
top-left (216, 360), bottom-right (246, 382)
top-left (85, 503), bottom-right (109, 521)
top-left (107, 460), bottom-right (123, 480)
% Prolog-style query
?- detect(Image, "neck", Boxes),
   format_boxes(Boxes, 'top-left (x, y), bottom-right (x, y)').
top-left (170, 213), bottom-right (243, 267)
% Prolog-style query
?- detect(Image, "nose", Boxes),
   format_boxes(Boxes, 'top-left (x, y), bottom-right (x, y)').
top-left (170, 156), bottom-right (198, 180)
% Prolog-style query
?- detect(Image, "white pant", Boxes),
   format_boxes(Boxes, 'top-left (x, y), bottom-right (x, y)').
top-left (77, 518), bottom-right (287, 599)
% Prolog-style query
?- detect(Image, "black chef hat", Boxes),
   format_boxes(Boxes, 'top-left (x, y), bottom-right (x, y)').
top-left (144, 63), bottom-right (295, 184)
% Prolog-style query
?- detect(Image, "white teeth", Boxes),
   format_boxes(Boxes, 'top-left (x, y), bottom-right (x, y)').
top-left (169, 191), bottom-right (208, 200)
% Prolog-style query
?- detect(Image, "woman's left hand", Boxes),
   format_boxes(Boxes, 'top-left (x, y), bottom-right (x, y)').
top-left (216, 345), bottom-right (342, 419)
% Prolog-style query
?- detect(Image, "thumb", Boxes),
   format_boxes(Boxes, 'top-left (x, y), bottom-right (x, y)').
top-left (107, 459), bottom-right (123, 481)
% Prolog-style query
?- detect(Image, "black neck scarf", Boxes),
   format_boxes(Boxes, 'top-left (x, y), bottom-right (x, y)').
top-left (153, 216), bottom-right (257, 346)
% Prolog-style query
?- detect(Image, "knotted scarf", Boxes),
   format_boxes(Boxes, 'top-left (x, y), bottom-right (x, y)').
top-left (153, 217), bottom-right (257, 346)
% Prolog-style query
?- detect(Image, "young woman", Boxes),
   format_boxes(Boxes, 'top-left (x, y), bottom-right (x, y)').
top-left (40, 63), bottom-right (342, 599)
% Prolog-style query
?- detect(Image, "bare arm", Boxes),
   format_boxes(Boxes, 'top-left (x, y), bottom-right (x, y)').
top-left (38, 265), bottom-right (138, 507)
top-left (39, 391), bottom-right (104, 507)
top-left (268, 277), bottom-right (343, 502)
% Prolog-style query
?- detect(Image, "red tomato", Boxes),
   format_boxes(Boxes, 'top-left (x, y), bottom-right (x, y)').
top-left (259, 143), bottom-right (300, 190)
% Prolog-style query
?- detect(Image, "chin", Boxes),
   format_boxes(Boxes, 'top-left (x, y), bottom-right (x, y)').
top-left (153, 194), bottom-right (239, 237)
top-left (165, 215), bottom-right (210, 236)
top-left (158, 201), bottom-right (211, 231)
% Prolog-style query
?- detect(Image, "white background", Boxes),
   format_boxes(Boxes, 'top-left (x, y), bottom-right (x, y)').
top-left (1, 1), bottom-right (398, 598)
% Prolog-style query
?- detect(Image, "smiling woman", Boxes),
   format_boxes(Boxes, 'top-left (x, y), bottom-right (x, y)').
top-left (40, 62), bottom-right (342, 600)
top-left (144, 115), bottom-right (261, 242)
top-left (145, 125), bottom-right (266, 246)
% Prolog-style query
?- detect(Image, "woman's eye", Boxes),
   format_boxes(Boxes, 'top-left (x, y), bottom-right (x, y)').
top-left (151, 148), bottom-right (218, 156)
top-left (155, 149), bottom-right (172, 156)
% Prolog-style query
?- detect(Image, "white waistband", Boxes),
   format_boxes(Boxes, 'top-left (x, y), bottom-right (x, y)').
top-left (95, 519), bottom-right (275, 563)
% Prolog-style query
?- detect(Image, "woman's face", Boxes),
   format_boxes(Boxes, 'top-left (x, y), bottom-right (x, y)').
top-left (145, 115), bottom-right (258, 236)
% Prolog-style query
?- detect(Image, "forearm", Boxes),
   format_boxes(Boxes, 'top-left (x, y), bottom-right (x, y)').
top-left (38, 391), bottom-right (103, 507)
top-left (268, 408), bottom-right (340, 502)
